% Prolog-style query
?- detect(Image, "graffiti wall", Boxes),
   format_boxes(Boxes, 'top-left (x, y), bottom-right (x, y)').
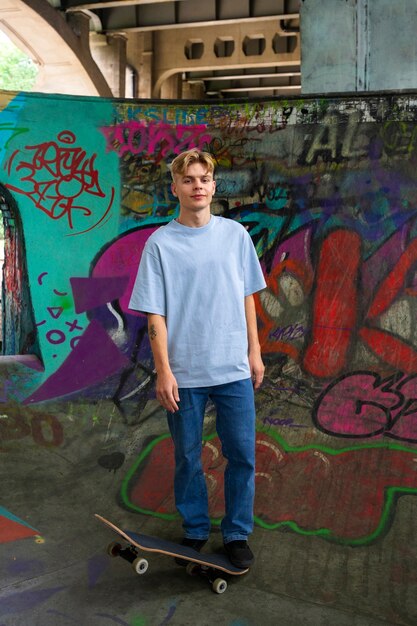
top-left (1, 89), bottom-right (417, 558)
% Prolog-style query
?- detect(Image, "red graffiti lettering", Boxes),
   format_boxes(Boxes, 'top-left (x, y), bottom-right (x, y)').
top-left (0, 414), bottom-right (30, 442)
top-left (6, 131), bottom-right (114, 234)
top-left (0, 411), bottom-right (63, 449)
top-left (255, 257), bottom-right (313, 359)
top-left (368, 238), bottom-right (417, 318)
top-left (303, 230), bottom-right (361, 377)
top-left (124, 432), bottom-right (417, 544)
top-left (257, 229), bottom-right (417, 377)
top-left (359, 326), bottom-right (417, 372)
top-left (31, 414), bottom-right (64, 447)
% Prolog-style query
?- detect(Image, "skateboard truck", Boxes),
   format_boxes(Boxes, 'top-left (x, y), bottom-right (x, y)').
top-left (185, 562), bottom-right (228, 594)
top-left (107, 540), bottom-right (149, 575)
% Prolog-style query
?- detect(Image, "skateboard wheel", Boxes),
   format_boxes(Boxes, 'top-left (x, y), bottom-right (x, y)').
top-left (107, 541), bottom-right (122, 557)
top-left (212, 578), bottom-right (227, 594)
top-left (186, 562), bottom-right (199, 576)
top-left (132, 557), bottom-right (149, 575)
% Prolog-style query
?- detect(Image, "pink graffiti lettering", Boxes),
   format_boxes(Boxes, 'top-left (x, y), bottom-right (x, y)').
top-left (313, 370), bottom-right (417, 442)
top-left (101, 121), bottom-right (212, 161)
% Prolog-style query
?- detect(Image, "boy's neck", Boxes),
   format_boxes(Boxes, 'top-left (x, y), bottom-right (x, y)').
top-left (177, 208), bottom-right (211, 228)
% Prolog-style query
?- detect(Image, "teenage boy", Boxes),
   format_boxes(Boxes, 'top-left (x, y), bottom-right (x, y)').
top-left (129, 149), bottom-right (266, 568)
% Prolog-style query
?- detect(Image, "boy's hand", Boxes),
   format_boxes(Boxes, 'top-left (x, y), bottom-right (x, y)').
top-left (156, 369), bottom-right (180, 412)
top-left (249, 351), bottom-right (265, 389)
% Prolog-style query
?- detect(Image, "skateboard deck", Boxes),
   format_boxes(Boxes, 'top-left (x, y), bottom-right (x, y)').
top-left (95, 513), bottom-right (249, 593)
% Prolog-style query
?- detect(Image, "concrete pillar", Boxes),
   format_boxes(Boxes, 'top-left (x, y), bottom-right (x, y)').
top-left (301, 0), bottom-right (357, 93)
top-left (182, 79), bottom-right (206, 100)
top-left (126, 32), bottom-right (153, 100)
top-left (139, 51), bottom-right (153, 99)
top-left (160, 73), bottom-right (181, 99)
top-left (90, 32), bottom-right (128, 98)
top-left (301, 0), bottom-right (417, 94)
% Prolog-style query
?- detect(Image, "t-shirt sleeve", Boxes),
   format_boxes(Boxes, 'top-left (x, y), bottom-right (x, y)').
top-left (242, 229), bottom-right (267, 296)
top-left (128, 245), bottom-right (166, 315)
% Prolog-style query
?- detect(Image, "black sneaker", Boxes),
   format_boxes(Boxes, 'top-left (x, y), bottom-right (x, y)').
top-left (175, 537), bottom-right (208, 566)
top-left (224, 540), bottom-right (254, 568)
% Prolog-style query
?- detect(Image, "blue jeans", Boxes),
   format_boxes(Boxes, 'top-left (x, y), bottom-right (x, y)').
top-left (167, 378), bottom-right (256, 544)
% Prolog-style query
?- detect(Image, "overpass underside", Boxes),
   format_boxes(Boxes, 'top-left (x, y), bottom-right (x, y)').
top-left (0, 0), bottom-right (301, 99)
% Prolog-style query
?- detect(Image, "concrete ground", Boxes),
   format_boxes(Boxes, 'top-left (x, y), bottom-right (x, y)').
top-left (0, 397), bottom-right (416, 626)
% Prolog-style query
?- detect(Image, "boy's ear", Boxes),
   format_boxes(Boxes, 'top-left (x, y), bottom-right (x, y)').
top-left (171, 182), bottom-right (177, 197)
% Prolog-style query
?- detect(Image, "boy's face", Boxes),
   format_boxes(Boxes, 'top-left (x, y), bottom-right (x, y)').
top-left (171, 162), bottom-right (216, 215)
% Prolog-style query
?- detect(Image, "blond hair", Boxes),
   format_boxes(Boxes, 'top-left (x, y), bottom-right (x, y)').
top-left (169, 150), bottom-right (216, 180)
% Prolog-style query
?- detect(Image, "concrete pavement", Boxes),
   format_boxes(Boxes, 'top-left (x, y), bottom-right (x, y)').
top-left (0, 396), bottom-right (416, 626)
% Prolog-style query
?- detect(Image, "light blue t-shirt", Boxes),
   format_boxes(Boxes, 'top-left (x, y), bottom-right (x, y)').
top-left (129, 215), bottom-right (266, 387)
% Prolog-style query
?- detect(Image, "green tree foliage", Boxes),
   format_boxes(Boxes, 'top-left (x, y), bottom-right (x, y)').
top-left (0, 34), bottom-right (38, 91)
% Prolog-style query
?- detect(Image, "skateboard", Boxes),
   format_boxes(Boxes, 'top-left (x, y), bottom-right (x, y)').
top-left (95, 513), bottom-right (249, 594)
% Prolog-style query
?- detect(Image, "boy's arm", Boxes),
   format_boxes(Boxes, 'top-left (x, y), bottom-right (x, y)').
top-left (244, 295), bottom-right (265, 389)
top-left (147, 313), bottom-right (180, 412)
